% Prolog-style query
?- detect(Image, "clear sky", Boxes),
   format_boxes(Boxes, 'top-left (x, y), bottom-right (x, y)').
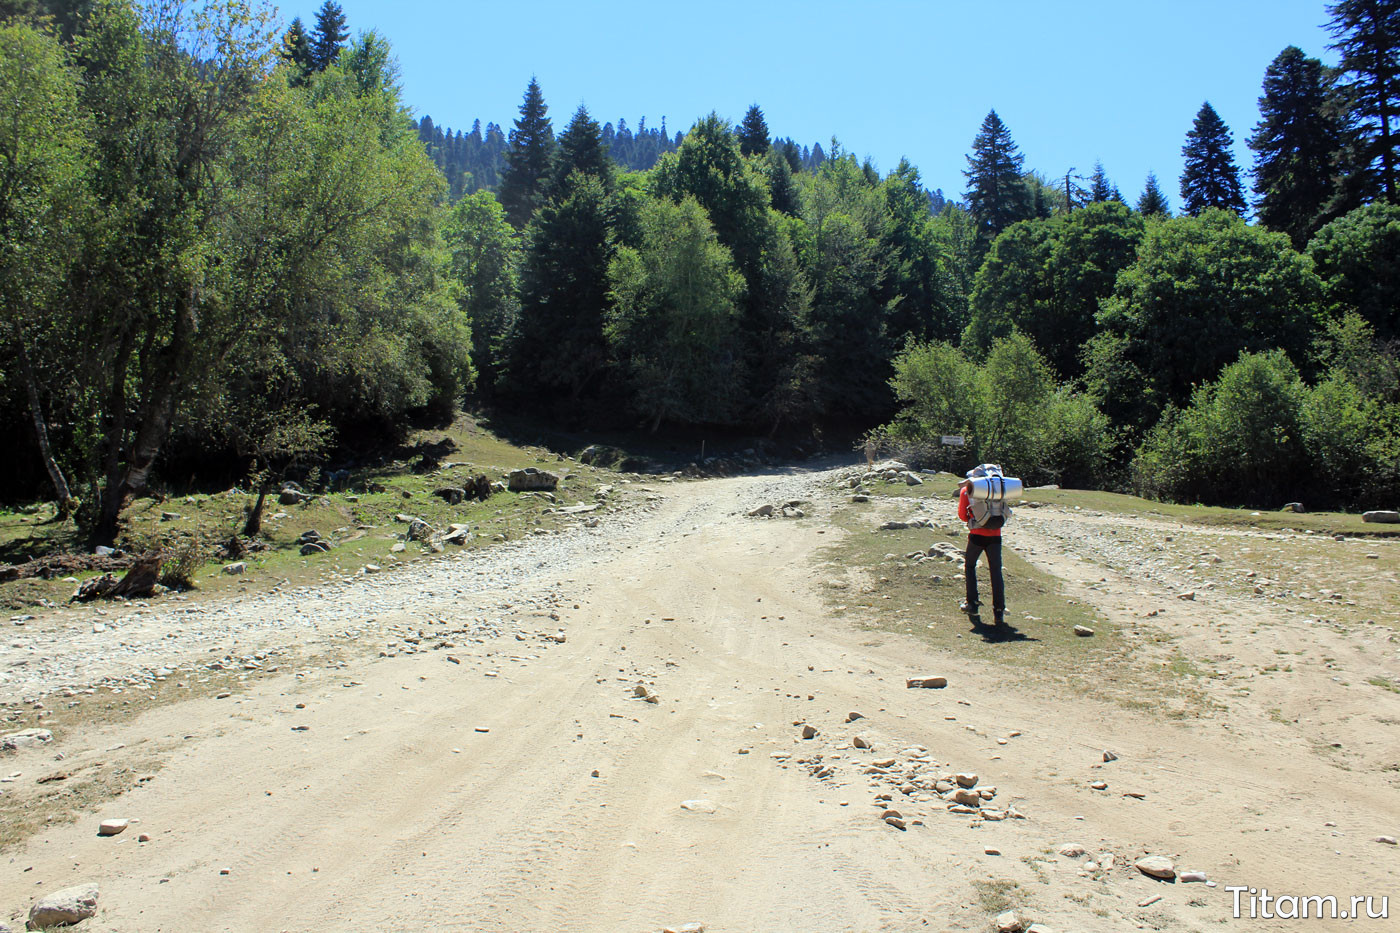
top-left (282, 0), bottom-right (1339, 206)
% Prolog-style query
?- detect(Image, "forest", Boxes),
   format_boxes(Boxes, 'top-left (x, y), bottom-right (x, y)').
top-left (0, 0), bottom-right (1397, 548)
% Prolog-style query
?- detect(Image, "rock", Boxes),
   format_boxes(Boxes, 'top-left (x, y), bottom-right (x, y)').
top-left (299, 543), bottom-right (330, 556)
top-left (633, 684), bottom-right (659, 703)
top-left (801, 724), bottom-right (819, 740)
top-left (1025, 926), bottom-right (1055, 933)
top-left (872, 757), bottom-right (897, 768)
top-left (137, 833), bottom-right (151, 843)
top-left (1090, 780), bottom-right (1108, 790)
top-left (851, 494), bottom-right (870, 503)
top-left (880, 520), bottom-right (910, 530)
top-left (1057, 843), bottom-right (1087, 858)
top-left (363, 564), bottom-right (381, 574)
top-left (1073, 625), bottom-right (1094, 637)
top-left (663, 924), bottom-right (706, 933)
top-left (1102, 750), bottom-right (1118, 762)
top-left (885, 816), bottom-right (907, 830)
top-left (680, 799), bottom-right (716, 814)
top-left (1180, 871), bottom-right (1209, 883)
top-left (98, 818), bottom-right (129, 836)
top-left (995, 909), bottom-right (1024, 932)
top-left (433, 487), bottom-right (466, 505)
top-left (747, 504), bottom-right (774, 518)
top-left (904, 472), bottom-right (924, 486)
top-left (278, 489), bottom-right (307, 505)
top-left (853, 735), bottom-right (871, 749)
top-left (28, 883), bottom-right (99, 929)
top-left (955, 772), bottom-right (979, 788)
top-left (407, 519), bottom-right (435, 542)
top-left (2, 729), bottom-right (54, 752)
top-left (1135, 855), bottom-right (1176, 880)
top-left (951, 788), bottom-right (982, 807)
top-left (1177, 591), bottom-right (1196, 601)
top-left (1377, 836), bottom-right (1398, 845)
top-left (222, 561), bottom-right (246, 575)
top-left (846, 711), bottom-right (864, 722)
top-left (1281, 502), bottom-right (1305, 513)
top-left (1138, 895), bottom-right (1162, 908)
top-left (441, 524), bottom-right (470, 545)
top-left (906, 676), bottom-right (947, 689)
top-left (160, 511), bottom-right (182, 521)
top-left (1363, 510), bottom-right (1400, 523)
top-left (508, 468), bottom-right (559, 492)
top-left (881, 809), bottom-right (902, 820)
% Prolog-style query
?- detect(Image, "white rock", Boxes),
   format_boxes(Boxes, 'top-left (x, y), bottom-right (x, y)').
top-left (995, 909), bottom-right (1024, 932)
top-left (222, 562), bottom-right (246, 575)
top-left (29, 883), bottom-right (99, 928)
top-left (0, 729), bottom-right (53, 752)
top-left (1135, 855), bottom-right (1176, 880)
top-left (1057, 843), bottom-right (1087, 858)
top-left (98, 818), bottom-right (129, 836)
top-left (1180, 871), bottom-right (1209, 883)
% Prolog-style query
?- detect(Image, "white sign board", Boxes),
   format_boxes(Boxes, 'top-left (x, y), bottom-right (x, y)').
top-left (941, 435), bottom-right (965, 447)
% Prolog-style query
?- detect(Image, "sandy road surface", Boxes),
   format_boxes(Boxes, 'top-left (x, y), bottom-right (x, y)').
top-left (2, 464), bottom-right (1398, 932)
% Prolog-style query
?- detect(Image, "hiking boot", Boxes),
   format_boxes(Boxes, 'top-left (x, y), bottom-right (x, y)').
top-left (993, 611), bottom-right (1005, 626)
top-left (960, 601), bottom-right (982, 624)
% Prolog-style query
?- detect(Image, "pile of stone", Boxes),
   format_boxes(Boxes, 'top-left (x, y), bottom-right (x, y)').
top-left (297, 531), bottom-right (333, 556)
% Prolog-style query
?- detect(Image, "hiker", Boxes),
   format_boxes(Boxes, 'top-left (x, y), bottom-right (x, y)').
top-left (957, 466), bottom-right (1008, 625)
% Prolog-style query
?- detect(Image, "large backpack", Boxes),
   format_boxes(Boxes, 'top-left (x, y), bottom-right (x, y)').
top-left (966, 464), bottom-right (1013, 530)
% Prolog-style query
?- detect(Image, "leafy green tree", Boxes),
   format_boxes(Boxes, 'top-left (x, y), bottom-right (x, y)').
top-left (0, 22), bottom-right (89, 512)
top-left (737, 104), bottom-right (770, 156)
top-left (1250, 46), bottom-right (1347, 245)
top-left (1307, 202), bottom-right (1400, 338)
top-left (1137, 172), bottom-right (1171, 216)
top-left (310, 0), bottom-right (346, 71)
top-left (1180, 102), bottom-right (1246, 215)
top-left (1312, 311), bottom-right (1400, 400)
top-left (880, 158), bottom-right (959, 344)
top-left (499, 77), bottom-right (555, 229)
top-left (606, 196), bottom-right (743, 429)
top-left (966, 201), bottom-right (1144, 378)
top-left (1327, 0), bottom-right (1400, 201)
top-left (445, 191), bottom-right (519, 398)
top-left (963, 110), bottom-right (1033, 249)
top-left (1090, 209), bottom-right (1322, 429)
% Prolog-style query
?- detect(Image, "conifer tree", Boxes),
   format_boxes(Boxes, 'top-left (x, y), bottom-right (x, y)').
top-left (309, 1), bottom-right (347, 72)
top-left (1250, 46), bottom-right (1346, 245)
top-left (737, 104), bottom-right (770, 156)
top-left (550, 105), bottom-right (611, 197)
top-left (499, 78), bottom-right (555, 229)
top-left (963, 109), bottom-right (1032, 247)
top-left (1089, 161), bottom-right (1119, 202)
top-left (1137, 172), bottom-right (1171, 216)
top-left (280, 17), bottom-right (313, 82)
top-left (1327, 0), bottom-right (1400, 202)
top-left (1180, 102), bottom-right (1247, 215)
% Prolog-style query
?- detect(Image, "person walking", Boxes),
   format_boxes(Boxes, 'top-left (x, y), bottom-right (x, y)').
top-left (957, 471), bottom-right (1005, 626)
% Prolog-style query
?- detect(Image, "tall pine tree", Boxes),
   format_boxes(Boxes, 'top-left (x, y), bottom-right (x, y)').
top-left (1180, 102), bottom-right (1246, 215)
top-left (737, 104), bottom-right (770, 156)
top-left (499, 77), bottom-right (555, 229)
top-left (1327, 0), bottom-right (1400, 202)
top-left (1088, 160), bottom-right (1120, 202)
top-left (280, 17), bottom-right (313, 82)
top-left (1249, 46), bottom-right (1346, 245)
top-left (550, 105), bottom-right (612, 197)
top-left (963, 110), bottom-right (1032, 248)
top-left (309, 1), bottom-right (347, 72)
top-left (1137, 172), bottom-right (1171, 216)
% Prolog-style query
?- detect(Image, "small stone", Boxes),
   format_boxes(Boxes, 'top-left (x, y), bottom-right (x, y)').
top-left (1135, 855), bottom-right (1176, 880)
top-left (1138, 894), bottom-right (1162, 907)
top-left (98, 818), bottom-right (129, 836)
top-left (680, 799), bottom-right (717, 813)
top-left (1057, 843), bottom-right (1087, 858)
top-left (138, 833), bottom-right (152, 842)
top-left (955, 772), bottom-right (979, 788)
top-left (1026, 926), bottom-right (1055, 933)
top-left (363, 564), bottom-right (381, 574)
top-left (846, 711), bottom-right (864, 722)
top-left (1377, 836), bottom-right (1398, 845)
top-left (885, 816), bottom-right (907, 830)
top-left (219, 867), bottom-right (231, 875)
top-left (995, 909), bottom-right (1024, 933)
top-left (1102, 750), bottom-right (1118, 762)
top-left (1179, 871), bottom-right (1209, 883)
top-left (222, 562), bottom-right (246, 575)
top-left (1178, 591), bottom-right (1196, 601)
top-left (29, 884), bottom-right (99, 928)
top-left (984, 846), bottom-right (1001, 855)
top-left (747, 504), bottom-right (774, 517)
top-left (853, 735), bottom-right (871, 749)
top-left (1090, 780), bottom-right (1108, 790)
top-left (801, 724), bottom-right (819, 740)
top-left (906, 676), bottom-right (948, 689)
top-left (881, 809), bottom-right (902, 820)
top-left (1073, 625), bottom-right (1094, 637)
top-left (663, 924), bottom-right (706, 933)
top-left (951, 788), bottom-right (982, 807)
top-left (1, 728), bottom-right (53, 751)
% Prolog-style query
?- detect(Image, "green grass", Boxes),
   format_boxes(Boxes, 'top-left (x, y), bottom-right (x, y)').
top-left (1, 413), bottom-right (629, 611)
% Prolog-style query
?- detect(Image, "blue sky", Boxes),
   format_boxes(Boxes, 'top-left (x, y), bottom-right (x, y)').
top-left (283, 1), bottom-right (1338, 206)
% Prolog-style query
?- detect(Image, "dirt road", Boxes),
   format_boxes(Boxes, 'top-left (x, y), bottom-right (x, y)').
top-left (2, 464), bottom-right (1397, 932)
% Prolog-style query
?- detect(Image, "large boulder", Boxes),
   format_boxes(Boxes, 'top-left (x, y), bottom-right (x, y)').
top-left (1363, 510), bottom-right (1400, 523)
top-left (508, 468), bottom-right (559, 492)
top-left (433, 487), bottom-right (466, 505)
top-left (28, 883), bottom-right (99, 928)
top-left (1, 729), bottom-right (53, 752)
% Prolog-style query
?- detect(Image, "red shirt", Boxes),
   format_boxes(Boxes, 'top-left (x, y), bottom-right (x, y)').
top-left (958, 487), bottom-right (1001, 537)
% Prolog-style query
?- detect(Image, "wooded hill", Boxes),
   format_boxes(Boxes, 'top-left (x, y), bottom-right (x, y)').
top-left (0, 0), bottom-right (1397, 549)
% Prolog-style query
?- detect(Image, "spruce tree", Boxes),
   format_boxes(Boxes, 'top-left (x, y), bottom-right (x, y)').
top-left (499, 78), bottom-right (555, 229)
top-left (309, 1), bottom-right (347, 72)
top-left (963, 109), bottom-right (1032, 246)
top-left (280, 17), bottom-right (314, 83)
top-left (1089, 160), bottom-right (1118, 202)
top-left (1137, 172), bottom-right (1171, 216)
top-left (737, 104), bottom-right (770, 156)
top-left (1250, 46), bottom-right (1347, 245)
top-left (1327, 0), bottom-right (1400, 202)
top-left (1180, 102), bottom-right (1246, 215)
top-left (550, 105), bottom-right (611, 197)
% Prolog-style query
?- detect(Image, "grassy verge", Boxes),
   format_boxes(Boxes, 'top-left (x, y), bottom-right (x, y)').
top-left (821, 478), bottom-right (1213, 717)
top-left (1, 413), bottom-right (631, 613)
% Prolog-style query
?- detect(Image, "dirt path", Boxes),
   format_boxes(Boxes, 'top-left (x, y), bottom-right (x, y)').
top-left (2, 465), bottom-right (1398, 932)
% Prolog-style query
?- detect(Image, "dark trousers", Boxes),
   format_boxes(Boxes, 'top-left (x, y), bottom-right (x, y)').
top-left (965, 534), bottom-right (1004, 615)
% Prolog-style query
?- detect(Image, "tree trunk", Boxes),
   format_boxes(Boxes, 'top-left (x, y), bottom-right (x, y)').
top-left (13, 330), bottom-right (73, 515)
top-left (243, 480), bottom-right (270, 537)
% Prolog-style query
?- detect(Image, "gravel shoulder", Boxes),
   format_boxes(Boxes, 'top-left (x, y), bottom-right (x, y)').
top-left (1, 463), bottom-right (1397, 932)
